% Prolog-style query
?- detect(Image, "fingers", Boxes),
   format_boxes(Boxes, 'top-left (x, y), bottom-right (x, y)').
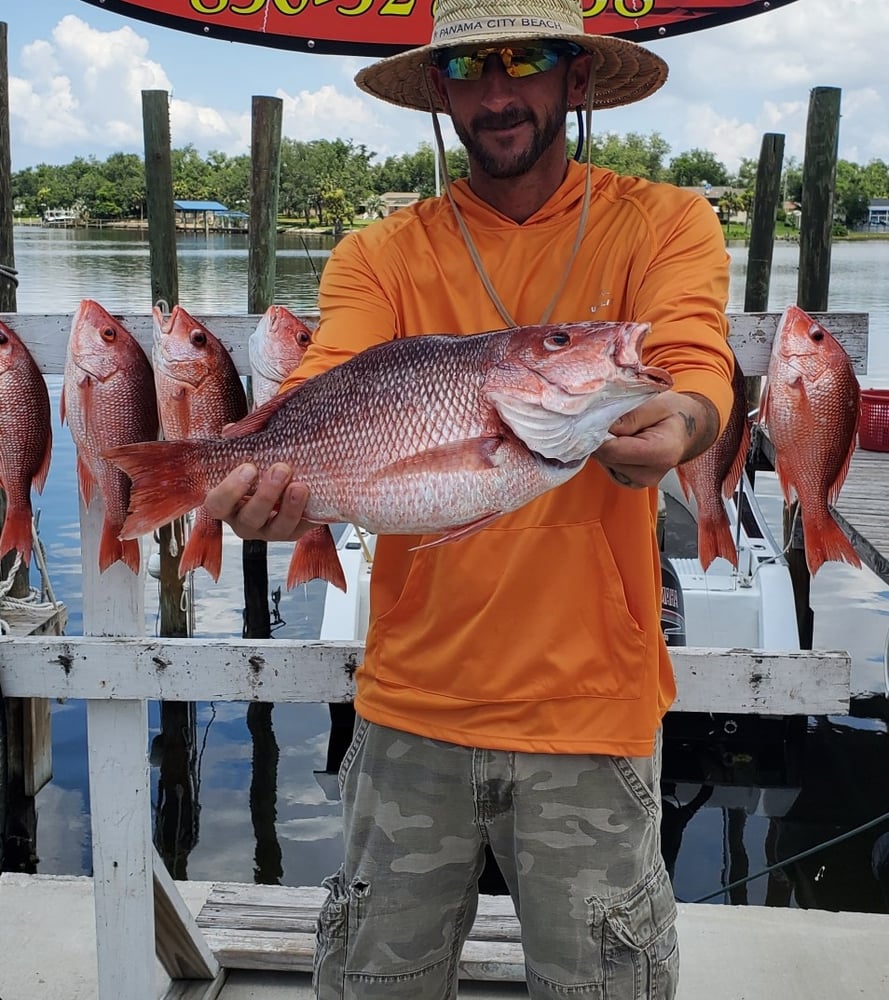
top-left (204, 463), bottom-right (310, 541)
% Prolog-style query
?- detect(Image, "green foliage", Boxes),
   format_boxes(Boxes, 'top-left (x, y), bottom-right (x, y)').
top-left (11, 131), bottom-right (889, 231)
top-left (667, 148), bottom-right (730, 187)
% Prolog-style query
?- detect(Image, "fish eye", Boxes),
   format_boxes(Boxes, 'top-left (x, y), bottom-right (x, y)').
top-left (101, 327), bottom-right (116, 342)
top-left (543, 332), bottom-right (570, 351)
top-left (812, 330), bottom-right (824, 341)
top-left (189, 329), bottom-right (207, 347)
top-left (0, 333), bottom-right (7, 346)
top-left (297, 331), bottom-right (311, 346)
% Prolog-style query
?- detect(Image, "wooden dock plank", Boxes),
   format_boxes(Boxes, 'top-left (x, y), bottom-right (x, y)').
top-left (834, 447), bottom-right (889, 584)
top-left (197, 885), bottom-right (526, 981)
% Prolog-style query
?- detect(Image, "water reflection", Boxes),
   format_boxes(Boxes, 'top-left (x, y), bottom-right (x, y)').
top-left (5, 228), bottom-right (889, 916)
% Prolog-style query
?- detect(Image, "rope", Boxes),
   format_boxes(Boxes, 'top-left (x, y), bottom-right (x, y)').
top-left (0, 263), bottom-right (18, 288)
top-left (0, 518), bottom-right (63, 635)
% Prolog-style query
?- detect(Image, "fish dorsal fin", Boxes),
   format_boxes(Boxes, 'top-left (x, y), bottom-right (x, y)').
top-left (722, 419), bottom-right (751, 499)
top-left (33, 430), bottom-right (53, 494)
top-left (222, 386), bottom-right (296, 439)
top-left (828, 409), bottom-right (860, 505)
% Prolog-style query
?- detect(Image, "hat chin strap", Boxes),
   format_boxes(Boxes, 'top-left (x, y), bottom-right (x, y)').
top-left (426, 70), bottom-right (595, 330)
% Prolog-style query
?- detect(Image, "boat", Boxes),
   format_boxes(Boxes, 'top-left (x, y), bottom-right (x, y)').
top-left (41, 208), bottom-right (79, 227)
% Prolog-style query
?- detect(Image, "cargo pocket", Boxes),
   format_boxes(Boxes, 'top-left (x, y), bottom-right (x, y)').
top-left (595, 865), bottom-right (678, 999)
top-left (313, 867), bottom-right (349, 999)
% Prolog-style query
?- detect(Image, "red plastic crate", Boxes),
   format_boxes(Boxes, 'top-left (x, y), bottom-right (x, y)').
top-left (859, 388), bottom-right (889, 452)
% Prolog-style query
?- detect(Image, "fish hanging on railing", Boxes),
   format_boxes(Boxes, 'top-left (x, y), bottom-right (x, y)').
top-left (61, 300), bottom-right (159, 574)
top-left (248, 305), bottom-right (314, 411)
top-left (152, 304), bottom-right (248, 582)
top-left (758, 304), bottom-right (861, 575)
top-left (675, 356), bottom-right (751, 570)
top-left (0, 321), bottom-right (52, 567)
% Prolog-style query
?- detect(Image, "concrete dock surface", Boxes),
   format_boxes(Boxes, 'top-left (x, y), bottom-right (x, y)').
top-left (1, 872), bottom-right (888, 999)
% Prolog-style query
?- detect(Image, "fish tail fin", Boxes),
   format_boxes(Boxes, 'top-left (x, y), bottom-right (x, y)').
top-left (178, 511), bottom-right (223, 582)
top-left (104, 440), bottom-right (208, 539)
top-left (287, 526), bottom-right (347, 592)
top-left (698, 511), bottom-right (738, 571)
top-left (99, 520), bottom-right (141, 575)
top-left (801, 509), bottom-right (861, 576)
top-left (0, 504), bottom-right (33, 567)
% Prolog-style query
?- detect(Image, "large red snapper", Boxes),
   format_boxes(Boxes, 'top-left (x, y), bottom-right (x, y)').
top-left (61, 300), bottom-right (159, 574)
top-left (152, 304), bottom-right (248, 581)
top-left (107, 321), bottom-right (672, 588)
top-left (676, 357), bottom-right (751, 570)
top-left (758, 305), bottom-right (861, 575)
top-left (0, 321), bottom-right (52, 566)
top-left (248, 305), bottom-right (314, 410)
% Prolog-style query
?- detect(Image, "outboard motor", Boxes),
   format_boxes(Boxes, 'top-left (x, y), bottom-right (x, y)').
top-left (660, 552), bottom-right (686, 647)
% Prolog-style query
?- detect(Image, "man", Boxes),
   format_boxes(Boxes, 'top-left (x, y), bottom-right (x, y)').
top-left (206, 1), bottom-right (734, 996)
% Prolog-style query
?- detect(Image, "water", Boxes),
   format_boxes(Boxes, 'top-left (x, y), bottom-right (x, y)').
top-left (5, 227), bottom-right (889, 914)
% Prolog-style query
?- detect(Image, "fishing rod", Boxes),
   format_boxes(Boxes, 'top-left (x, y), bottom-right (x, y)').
top-left (684, 805), bottom-right (889, 904)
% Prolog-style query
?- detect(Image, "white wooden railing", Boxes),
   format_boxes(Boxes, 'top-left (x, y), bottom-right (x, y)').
top-left (0, 311), bottom-right (868, 999)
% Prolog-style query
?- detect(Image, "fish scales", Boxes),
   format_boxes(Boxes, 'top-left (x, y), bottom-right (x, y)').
top-left (0, 322), bottom-right (53, 566)
top-left (759, 305), bottom-right (861, 575)
top-left (108, 321), bottom-right (673, 575)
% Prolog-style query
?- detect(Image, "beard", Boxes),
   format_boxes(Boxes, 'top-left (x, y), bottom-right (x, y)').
top-left (452, 93), bottom-right (568, 180)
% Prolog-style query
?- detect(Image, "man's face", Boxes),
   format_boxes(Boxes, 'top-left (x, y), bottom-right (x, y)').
top-left (431, 44), bottom-right (590, 180)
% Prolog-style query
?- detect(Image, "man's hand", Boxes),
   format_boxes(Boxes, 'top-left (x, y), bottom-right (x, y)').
top-left (594, 391), bottom-right (720, 489)
top-left (203, 463), bottom-right (312, 541)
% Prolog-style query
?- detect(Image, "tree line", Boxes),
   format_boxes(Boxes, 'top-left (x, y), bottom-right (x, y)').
top-left (11, 132), bottom-right (889, 230)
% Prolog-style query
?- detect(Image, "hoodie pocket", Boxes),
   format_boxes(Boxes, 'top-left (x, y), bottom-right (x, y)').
top-left (372, 519), bottom-right (649, 703)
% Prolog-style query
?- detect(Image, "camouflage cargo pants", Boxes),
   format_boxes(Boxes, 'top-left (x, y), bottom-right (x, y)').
top-left (314, 718), bottom-right (678, 1000)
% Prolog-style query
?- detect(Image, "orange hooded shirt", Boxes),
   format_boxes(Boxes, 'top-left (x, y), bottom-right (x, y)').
top-left (282, 161), bottom-right (733, 756)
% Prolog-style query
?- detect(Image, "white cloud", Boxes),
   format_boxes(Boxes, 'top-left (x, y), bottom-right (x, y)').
top-left (7, 2), bottom-right (889, 173)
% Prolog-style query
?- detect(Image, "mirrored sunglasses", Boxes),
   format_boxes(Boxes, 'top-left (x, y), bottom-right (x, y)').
top-left (435, 43), bottom-right (581, 82)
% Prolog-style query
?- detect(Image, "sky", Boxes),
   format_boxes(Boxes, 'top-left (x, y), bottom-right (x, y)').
top-left (4, 0), bottom-right (889, 176)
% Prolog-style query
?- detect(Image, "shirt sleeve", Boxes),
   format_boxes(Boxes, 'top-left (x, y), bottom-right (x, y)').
top-left (632, 189), bottom-right (735, 433)
top-left (279, 232), bottom-right (398, 392)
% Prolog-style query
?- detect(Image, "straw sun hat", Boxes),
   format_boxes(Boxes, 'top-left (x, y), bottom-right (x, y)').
top-left (355, 0), bottom-right (668, 113)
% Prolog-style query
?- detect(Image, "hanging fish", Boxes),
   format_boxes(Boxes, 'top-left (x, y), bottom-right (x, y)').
top-left (676, 357), bottom-right (751, 570)
top-left (61, 300), bottom-right (159, 574)
top-left (0, 321), bottom-right (52, 567)
top-left (248, 305), bottom-right (314, 410)
top-left (758, 305), bottom-right (861, 575)
top-left (152, 304), bottom-right (248, 582)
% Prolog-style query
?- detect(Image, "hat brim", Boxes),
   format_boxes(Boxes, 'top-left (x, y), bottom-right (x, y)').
top-left (355, 34), bottom-right (668, 113)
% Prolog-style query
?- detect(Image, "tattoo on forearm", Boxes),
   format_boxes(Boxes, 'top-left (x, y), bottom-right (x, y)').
top-left (677, 411), bottom-right (696, 438)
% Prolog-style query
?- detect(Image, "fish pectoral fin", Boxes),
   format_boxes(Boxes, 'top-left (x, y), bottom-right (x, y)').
top-left (379, 436), bottom-right (507, 477)
top-left (409, 511), bottom-right (505, 551)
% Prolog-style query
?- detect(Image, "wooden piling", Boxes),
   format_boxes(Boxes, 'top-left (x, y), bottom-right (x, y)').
top-left (142, 90), bottom-right (189, 641)
top-left (142, 90), bottom-right (199, 880)
top-left (0, 24), bottom-right (15, 316)
top-left (743, 133), bottom-right (785, 413)
top-left (788, 86), bottom-right (842, 649)
top-left (244, 97), bottom-right (285, 878)
top-left (797, 87), bottom-right (841, 312)
top-left (243, 96), bottom-right (283, 643)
